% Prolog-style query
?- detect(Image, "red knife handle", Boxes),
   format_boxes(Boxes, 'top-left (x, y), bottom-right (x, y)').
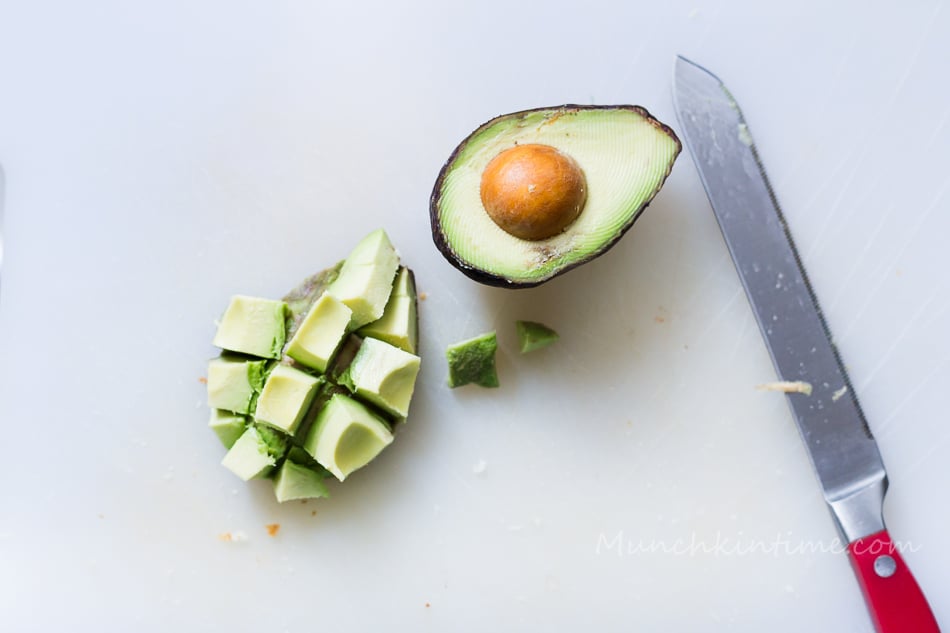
top-left (848, 530), bottom-right (941, 632)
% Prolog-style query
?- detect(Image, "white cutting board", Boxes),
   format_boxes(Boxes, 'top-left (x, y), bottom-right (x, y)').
top-left (1, 2), bottom-right (947, 630)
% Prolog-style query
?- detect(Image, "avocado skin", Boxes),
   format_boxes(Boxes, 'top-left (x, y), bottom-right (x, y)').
top-left (429, 104), bottom-right (681, 289)
top-left (406, 268), bottom-right (420, 355)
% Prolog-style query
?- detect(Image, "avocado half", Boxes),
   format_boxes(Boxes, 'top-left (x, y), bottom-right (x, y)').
top-left (430, 105), bottom-right (681, 288)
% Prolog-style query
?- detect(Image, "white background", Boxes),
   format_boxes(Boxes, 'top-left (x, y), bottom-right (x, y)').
top-left (0, 1), bottom-right (947, 631)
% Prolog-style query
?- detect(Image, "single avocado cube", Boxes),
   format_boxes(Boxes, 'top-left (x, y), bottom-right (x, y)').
top-left (208, 409), bottom-right (247, 449)
top-left (446, 331), bottom-right (499, 388)
top-left (340, 337), bottom-right (421, 418)
top-left (206, 357), bottom-right (267, 414)
top-left (273, 459), bottom-right (330, 502)
top-left (327, 229), bottom-right (400, 329)
top-left (221, 425), bottom-right (285, 481)
top-left (516, 320), bottom-right (559, 353)
top-left (255, 364), bottom-right (321, 434)
top-left (213, 295), bottom-right (288, 359)
top-left (285, 292), bottom-right (352, 372)
top-left (358, 267), bottom-right (418, 353)
top-left (304, 393), bottom-right (393, 481)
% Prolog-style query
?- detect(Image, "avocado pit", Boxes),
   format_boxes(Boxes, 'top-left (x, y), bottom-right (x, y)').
top-left (479, 143), bottom-right (587, 241)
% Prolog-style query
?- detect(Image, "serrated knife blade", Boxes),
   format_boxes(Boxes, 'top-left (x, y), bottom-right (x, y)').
top-left (672, 56), bottom-right (939, 633)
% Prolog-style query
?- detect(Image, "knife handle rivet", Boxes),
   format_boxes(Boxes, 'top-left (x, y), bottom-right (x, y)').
top-left (873, 554), bottom-right (897, 578)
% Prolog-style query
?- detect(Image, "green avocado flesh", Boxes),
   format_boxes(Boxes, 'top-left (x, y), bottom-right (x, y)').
top-left (209, 410), bottom-right (247, 449)
top-left (206, 358), bottom-right (268, 414)
top-left (340, 337), bottom-right (421, 418)
top-left (446, 331), bottom-right (499, 388)
top-left (221, 424), bottom-right (288, 481)
top-left (431, 106), bottom-right (681, 286)
top-left (254, 365), bottom-right (321, 434)
top-left (357, 267), bottom-right (418, 354)
top-left (328, 229), bottom-right (400, 329)
top-left (286, 293), bottom-right (352, 372)
top-left (516, 320), bottom-right (559, 353)
top-left (213, 296), bottom-right (288, 359)
top-left (273, 459), bottom-right (330, 502)
top-left (303, 393), bottom-right (394, 481)
top-left (206, 229), bottom-right (420, 501)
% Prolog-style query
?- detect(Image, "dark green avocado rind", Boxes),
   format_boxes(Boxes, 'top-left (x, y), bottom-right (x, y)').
top-left (429, 104), bottom-right (682, 289)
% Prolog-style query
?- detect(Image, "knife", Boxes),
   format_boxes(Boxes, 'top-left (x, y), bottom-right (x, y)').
top-left (672, 56), bottom-right (940, 632)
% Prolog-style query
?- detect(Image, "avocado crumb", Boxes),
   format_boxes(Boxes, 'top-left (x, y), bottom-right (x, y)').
top-left (516, 320), bottom-right (559, 353)
top-left (446, 332), bottom-right (499, 388)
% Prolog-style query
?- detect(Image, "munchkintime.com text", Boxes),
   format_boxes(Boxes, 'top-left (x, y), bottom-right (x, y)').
top-left (595, 530), bottom-right (921, 558)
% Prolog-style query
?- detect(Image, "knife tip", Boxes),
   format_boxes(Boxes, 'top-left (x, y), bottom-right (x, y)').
top-left (673, 55), bottom-right (707, 79)
top-left (672, 55), bottom-right (724, 98)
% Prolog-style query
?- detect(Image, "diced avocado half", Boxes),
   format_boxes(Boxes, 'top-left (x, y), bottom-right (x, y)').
top-left (205, 229), bottom-right (421, 501)
top-left (446, 331), bottom-right (499, 388)
top-left (430, 105), bottom-right (681, 287)
top-left (516, 320), bottom-right (559, 353)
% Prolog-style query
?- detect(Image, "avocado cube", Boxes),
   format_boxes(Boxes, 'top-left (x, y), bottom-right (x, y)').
top-left (446, 331), bottom-right (499, 388)
top-left (304, 393), bottom-right (393, 481)
top-left (285, 292), bottom-right (352, 373)
top-left (327, 229), bottom-right (400, 329)
top-left (206, 357), bottom-right (267, 414)
top-left (516, 320), bottom-right (559, 353)
top-left (358, 267), bottom-right (418, 354)
top-left (254, 365), bottom-right (320, 434)
top-left (273, 459), bottom-right (330, 502)
top-left (221, 426), bottom-right (281, 481)
top-left (212, 295), bottom-right (288, 360)
top-left (208, 409), bottom-right (247, 449)
top-left (340, 337), bottom-right (421, 418)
